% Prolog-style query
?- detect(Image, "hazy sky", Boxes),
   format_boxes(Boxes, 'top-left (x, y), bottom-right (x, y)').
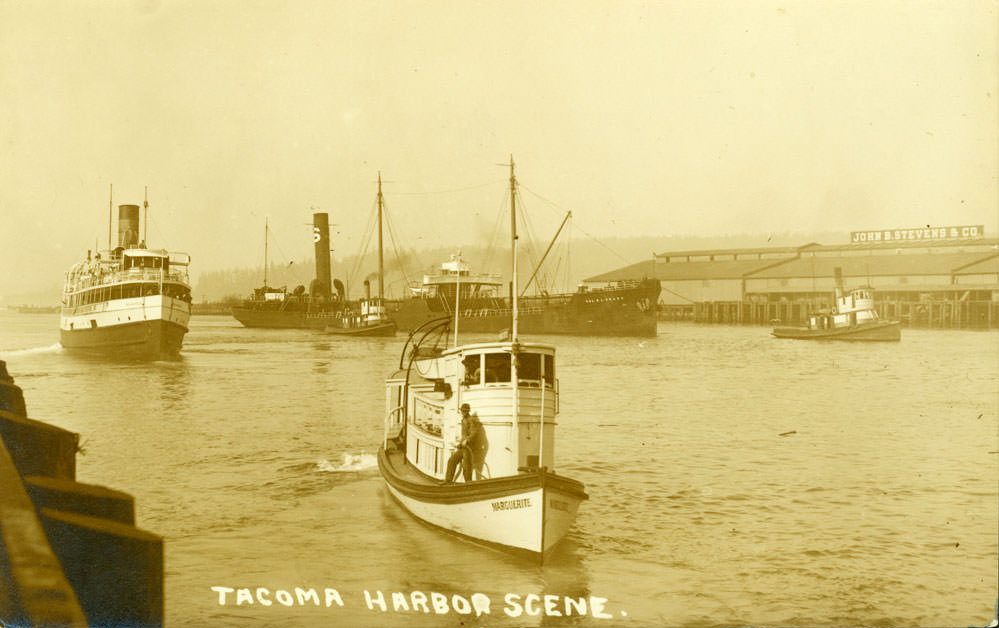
top-left (1, 0), bottom-right (996, 296)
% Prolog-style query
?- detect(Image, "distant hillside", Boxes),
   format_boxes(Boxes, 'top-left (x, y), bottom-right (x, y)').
top-left (192, 230), bottom-right (848, 302)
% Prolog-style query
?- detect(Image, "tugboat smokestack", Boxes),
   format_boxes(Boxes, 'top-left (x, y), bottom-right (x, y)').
top-left (313, 213), bottom-right (332, 297)
top-left (118, 204), bottom-right (140, 248)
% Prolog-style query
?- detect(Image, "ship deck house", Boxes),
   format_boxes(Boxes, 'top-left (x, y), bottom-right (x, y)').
top-left (585, 234), bottom-right (999, 329)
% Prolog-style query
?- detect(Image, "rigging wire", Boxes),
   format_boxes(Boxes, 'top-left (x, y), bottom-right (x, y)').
top-left (519, 182), bottom-right (633, 267)
top-left (392, 179), bottom-right (505, 196)
top-left (382, 195), bottom-right (421, 296)
top-left (346, 196), bottom-right (379, 297)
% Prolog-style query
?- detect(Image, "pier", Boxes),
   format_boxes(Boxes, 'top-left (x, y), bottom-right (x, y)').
top-left (0, 361), bottom-right (163, 628)
top-left (662, 297), bottom-right (999, 329)
top-left (589, 235), bottom-right (999, 331)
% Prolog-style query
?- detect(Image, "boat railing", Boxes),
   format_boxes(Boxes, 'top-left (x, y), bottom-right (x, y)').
top-left (384, 405), bottom-right (406, 446)
top-left (64, 268), bottom-right (190, 294)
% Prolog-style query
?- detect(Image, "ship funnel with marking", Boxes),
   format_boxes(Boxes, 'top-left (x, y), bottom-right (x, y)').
top-left (118, 204), bottom-right (140, 249)
top-left (313, 212), bottom-right (331, 297)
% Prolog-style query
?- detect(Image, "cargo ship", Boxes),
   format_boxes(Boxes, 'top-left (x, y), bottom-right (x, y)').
top-left (60, 191), bottom-right (192, 358)
top-left (387, 255), bottom-right (661, 337)
top-left (231, 213), bottom-right (347, 329)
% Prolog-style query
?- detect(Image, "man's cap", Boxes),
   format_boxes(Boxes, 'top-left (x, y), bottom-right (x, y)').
top-left (460, 403), bottom-right (470, 412)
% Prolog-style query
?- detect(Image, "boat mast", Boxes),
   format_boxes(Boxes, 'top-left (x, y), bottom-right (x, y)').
top-left (509, 155), bottom-right (520, 470)
top-left (454, 253), bottom-right (460, 345)
top-left (263, 217), bottom-right (269, 288)
top-left (107, 184), bottom-right (113, 250)
top-left (143, 186), bottom-right (148, 246)
top-left (377, 172), bottom-right (384, 301)
top-left (509, 156), bottom-right (518, 342)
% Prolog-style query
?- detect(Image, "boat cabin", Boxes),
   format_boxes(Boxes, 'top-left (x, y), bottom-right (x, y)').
top-left (807, 287), bottom-right (880, 330)
top-left (411, 254), bottom-right (503, 305)
top-left (122, 249), bottom-right (171, 271)
top-left (386, 341), bottom-right (557, 482)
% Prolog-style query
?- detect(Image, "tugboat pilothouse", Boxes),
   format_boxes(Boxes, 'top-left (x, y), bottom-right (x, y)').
top-left (60, 198), bottom-right (192, 358)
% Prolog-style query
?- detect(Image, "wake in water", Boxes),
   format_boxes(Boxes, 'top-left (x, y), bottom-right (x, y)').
top-left (0, 343), bottom-right (62, 358)
top-left (316, 452), bottom-right (378, 473)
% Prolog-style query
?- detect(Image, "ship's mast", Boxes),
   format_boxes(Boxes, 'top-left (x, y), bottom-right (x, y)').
top-left (107, 184), bottom-right (113, 250)
top-left (143, 186), bottom-right (149, 246)
top-left (377, 172), bottom-right (385, 301)
top-left (509, 156), bottom-right (518, 342)
top-left (263, 217), bottom-right (269, 288)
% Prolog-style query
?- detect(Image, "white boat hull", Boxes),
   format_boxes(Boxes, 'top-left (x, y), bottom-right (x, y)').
top-left (378, 448), bottom-right (586, 560)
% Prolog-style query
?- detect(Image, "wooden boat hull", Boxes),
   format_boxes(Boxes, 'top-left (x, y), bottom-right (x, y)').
top-left (326, 320), bottom-right (397, 336)
top-left (772, 320), bottom-right (901, 341)
top-left (378, 447), bottom-right (586, 561)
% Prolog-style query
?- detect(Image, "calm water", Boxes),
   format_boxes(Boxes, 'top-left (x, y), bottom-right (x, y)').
top-left (1, 312), bottom-right (996, 627)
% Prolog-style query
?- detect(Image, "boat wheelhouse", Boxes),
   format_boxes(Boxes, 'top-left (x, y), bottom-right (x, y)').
top-left (380, 332), bottom-right (586, 560)
top-left (60, 199), bottom-right (192, 358)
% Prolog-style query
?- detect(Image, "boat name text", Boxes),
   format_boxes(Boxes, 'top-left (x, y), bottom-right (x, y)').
top-left (491, 497), bottom-right (531, 511)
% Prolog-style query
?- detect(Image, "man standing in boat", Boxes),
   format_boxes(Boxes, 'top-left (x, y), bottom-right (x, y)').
top-left (444, 403), bottom-right (485, 483)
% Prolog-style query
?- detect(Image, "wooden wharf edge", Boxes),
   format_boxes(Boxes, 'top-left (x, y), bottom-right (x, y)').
top-left (0, 360), bottom-right (164, 628)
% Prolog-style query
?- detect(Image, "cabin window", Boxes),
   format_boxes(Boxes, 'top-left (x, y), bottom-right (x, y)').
top-left (484, 353), bottom-right (511, 383)
top-left (143, 283), bottom-right (159, 296)
top-left (543, 354), bottom-right (555, 384)
top-left (518, 353), bottom-right (541, 382)
top-left (463, 354), bottom-right (482, 385)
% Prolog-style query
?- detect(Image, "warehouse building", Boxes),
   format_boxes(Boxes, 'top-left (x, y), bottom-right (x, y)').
top-left (585, 225), bottom-right (999, 329)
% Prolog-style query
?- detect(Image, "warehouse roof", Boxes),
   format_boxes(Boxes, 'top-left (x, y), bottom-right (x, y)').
top-left (747, 252), bottom-right (996, 279)
top-left (587, 238), bottom-right (999, 283)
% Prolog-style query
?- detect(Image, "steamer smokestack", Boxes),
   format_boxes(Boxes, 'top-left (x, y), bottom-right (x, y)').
top-left (313, 213), bottom-right (332, 297)
top-left (118, 205), bottom-right (140, 248)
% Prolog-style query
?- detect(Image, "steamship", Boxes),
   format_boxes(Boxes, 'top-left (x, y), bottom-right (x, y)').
top-left (388, 256), bottom-right (661, 337)
top-left (60, 197), bottom-right (192, 358)
top-left (231, 213), bottom-right (347, 329)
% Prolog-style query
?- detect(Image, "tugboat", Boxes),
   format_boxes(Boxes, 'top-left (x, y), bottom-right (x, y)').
top-left (60, 188), bottom-right (192, 358)
top-left (378, 158), bottom-right (588, 562)
top-left (231, 213), bottom-right (347, 329)
top-left (327, 173), bottom-right (396, 337)
top-left (772, 269), bottom-right (901, 341)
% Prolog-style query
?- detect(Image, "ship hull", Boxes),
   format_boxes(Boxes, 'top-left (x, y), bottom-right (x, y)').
top-left (772, 320), bottom-right (901, 341)
top-left (326, 321), bottom-right (397, 336)
top-left (60, 294), bottom-right (190, 358)
top-left (60, 318), bottom-right (188, 358)
top-left (231, 306), bottom-right (340, 329)
top-left (378, 447), bottom-right (585, 561)
top-left (390, 279), bottom-right (661, 337)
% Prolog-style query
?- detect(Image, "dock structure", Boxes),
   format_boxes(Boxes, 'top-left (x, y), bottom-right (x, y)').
top-left (0, 361), bottom-right (163, 628)
top-left (587, 235), bottom-right (999, 330)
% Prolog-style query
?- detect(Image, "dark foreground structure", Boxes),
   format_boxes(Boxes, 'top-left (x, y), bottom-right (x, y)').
top-left (0, 361), bottom-right (163, 628)
top-left (588, 231), bottom-right (999, 330)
